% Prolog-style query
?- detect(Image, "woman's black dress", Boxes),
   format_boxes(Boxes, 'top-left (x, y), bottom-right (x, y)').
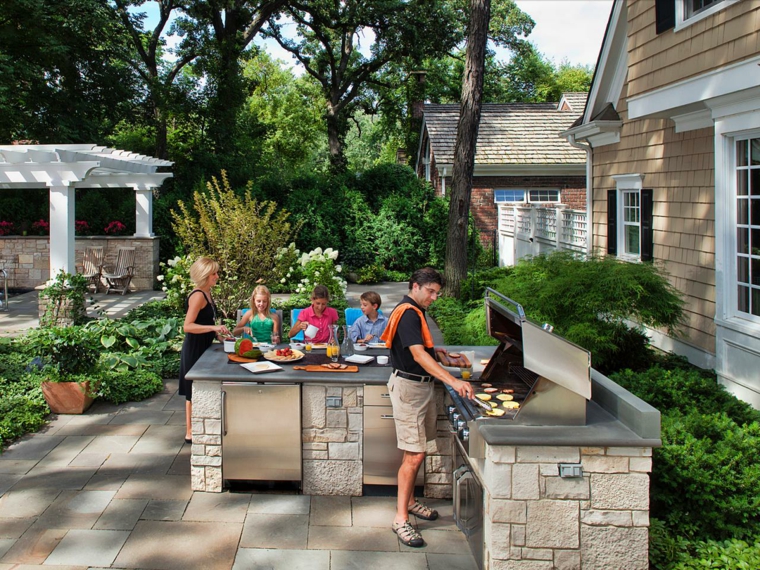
top-left (178, 289), bottom-right (216, 401)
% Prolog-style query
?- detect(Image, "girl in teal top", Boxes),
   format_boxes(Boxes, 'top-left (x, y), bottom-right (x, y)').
top-left (233, 285), bottom-right (281, 343)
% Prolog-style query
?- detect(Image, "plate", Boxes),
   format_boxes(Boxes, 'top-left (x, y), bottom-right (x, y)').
top-left (240, 361), bottom-right (283, 374)
top-left (344, 354), bottom-right (375, 364)
top-left (262, 348), bottom-right (305, 362)
top-left (307, 343), bottom-right (328, 350)
top-left (367, 342), bottom-right (387, 349)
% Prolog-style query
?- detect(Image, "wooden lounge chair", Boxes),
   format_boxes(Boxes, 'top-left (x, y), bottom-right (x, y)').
top-left (77, 246), bottom-right (104, 293)
top-left (102, 247), bottom-right (136, 295)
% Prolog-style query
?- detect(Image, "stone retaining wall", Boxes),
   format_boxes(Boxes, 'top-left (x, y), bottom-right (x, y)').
top-left (484, 444), bottom-right (651, 570)
top-left (0, 236), bottom-right (159, 291)
top-left (190, 380), bottom-right (223, 493)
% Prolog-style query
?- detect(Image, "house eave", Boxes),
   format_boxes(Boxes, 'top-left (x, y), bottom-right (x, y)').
top-left (560, 121), bottom-right (623, 148)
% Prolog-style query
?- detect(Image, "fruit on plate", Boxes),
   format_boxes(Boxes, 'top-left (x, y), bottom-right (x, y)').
top-left (475, 393), bottom-right (491, 401)
top-left (236, 338), bottom-right (253, 356)
top-left (496, 394), bottom-right (514, 401)
top-left (276, 347), bottom-right (294, 357)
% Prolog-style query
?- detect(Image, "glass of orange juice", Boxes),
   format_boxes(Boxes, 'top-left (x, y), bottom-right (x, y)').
top-left (305, 342), bottom-right (312, 353)
top-left (461, 368), bottom-right (472, 380)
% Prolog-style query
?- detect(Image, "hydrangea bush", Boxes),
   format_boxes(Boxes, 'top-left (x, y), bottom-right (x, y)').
top-left (271, 243), bottom-right (304, 293)
top-left (158, 255), bottom-right (194, 312)
top-left (288, 247), bottom-right (347, 305)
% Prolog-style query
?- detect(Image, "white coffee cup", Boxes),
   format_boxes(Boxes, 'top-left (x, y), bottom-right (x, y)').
top-left (305, 324), bottom-right (319, 338)
top-left (377, 355), bottom-right (389, 365)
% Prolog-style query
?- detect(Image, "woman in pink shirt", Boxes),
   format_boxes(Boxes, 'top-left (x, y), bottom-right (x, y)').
top-left (288, 285), bottom-right (339, 344)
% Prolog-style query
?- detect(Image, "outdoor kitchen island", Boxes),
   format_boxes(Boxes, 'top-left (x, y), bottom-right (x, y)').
top-left (187, 340), bottom-right (660, 570)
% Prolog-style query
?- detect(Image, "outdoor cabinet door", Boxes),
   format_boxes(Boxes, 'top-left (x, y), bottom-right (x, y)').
top-left (222, 383), bottom-right (302, 482)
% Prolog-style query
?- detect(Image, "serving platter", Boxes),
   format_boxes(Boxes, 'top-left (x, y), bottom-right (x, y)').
top-left (262, 349), bottom-right (305, 362)
top-left (228, 353), bottom-right (260, 363)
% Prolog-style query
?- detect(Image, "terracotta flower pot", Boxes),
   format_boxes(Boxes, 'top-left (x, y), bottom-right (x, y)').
top-left (41, 380), bottom-right (94, 414)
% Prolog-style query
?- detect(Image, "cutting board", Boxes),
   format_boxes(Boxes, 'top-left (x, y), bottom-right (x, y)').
top-left (435, 350), bottom-right (471, 368)
top-left (228, 354), bottom-right (259, 363)
top-left (293, 365), bottom-right (359, 373)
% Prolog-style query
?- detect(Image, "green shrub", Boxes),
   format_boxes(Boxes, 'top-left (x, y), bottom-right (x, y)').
top-left (428, 298), bottom-right (498, 347)
top-left (95, 369), bottom-right (164, 405)
top-left (356, 264), bottom-right (385, 284)
top-left (612, 366), bottom-right (760, 426)
top-left (674, 538), bottom-right (760, 569)
top-left (489, 252), bottom-right (684, 373)
top-left (25, 326), bottom-right (99, 376)
top-left (652, 411), bottom-right (760, 542)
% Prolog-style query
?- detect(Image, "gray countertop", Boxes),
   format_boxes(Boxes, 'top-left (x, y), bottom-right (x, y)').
top-left (187, 342), bottom-right (660, 447)
top-left (186, 344), bottom-right (497, 385)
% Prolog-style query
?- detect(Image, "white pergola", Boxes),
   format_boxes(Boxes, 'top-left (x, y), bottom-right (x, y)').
top-left (0, 144), bottom-right (173, 277)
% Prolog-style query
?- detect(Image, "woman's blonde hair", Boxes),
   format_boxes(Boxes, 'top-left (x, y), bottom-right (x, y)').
top-left (250, 285), bottom-right (272, 314)
top-left (189, 257), bottom-right (219, 288)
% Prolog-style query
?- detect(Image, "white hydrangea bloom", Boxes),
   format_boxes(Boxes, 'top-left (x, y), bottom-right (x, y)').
top-left (281, 278), bottom-right (286, 283)
top-left (157, 275), bottom-right (164, 281)
top-left (329, 250), bottom-right (339, 260)
top-left (312, 247), bottom-right (323, 255)
top-left (335, 265), bottom-right (342, 273)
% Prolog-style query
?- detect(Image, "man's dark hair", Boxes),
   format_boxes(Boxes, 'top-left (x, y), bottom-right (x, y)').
top-left (409, 267), bottom-right (444, 290)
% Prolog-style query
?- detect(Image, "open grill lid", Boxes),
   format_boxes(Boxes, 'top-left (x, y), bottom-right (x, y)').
top-left (482, 288), bottom-right (591, 425)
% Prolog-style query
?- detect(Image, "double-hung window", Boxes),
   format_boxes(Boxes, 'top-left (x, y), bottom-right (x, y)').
top-left (656, 0), bottom-right (738, 33)
top-left (735, 137), bottom-right (760, 318)
top-left (608, 174), bottom-right (654, 261)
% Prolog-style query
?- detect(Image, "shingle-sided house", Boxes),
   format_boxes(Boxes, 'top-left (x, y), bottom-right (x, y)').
top-left (561, 0), bottom-right (760, 407)
top-left (415, 95), bottom-right (588, 247)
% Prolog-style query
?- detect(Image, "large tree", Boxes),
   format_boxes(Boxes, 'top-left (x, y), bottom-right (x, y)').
top-left (176, 0), bottom-right (287, 158)
top-left (264, 0), bottom-right (461, 173)
top-left (111, 0), bottom-right (200, 159)
top-left (0, 0), bottom-right (138, 142)
top-left (444, 0), bottom-right (490, 298)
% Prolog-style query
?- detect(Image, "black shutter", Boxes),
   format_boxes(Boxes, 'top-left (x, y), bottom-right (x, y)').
top-left (641, 189), bottom-right (654, 261)
top-left (607, 190), bottom-right (617, 255)
top-left (656, 0), bottom-right (676, 34)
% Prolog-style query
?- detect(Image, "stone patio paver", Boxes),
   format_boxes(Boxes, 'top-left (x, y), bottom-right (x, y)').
top-left (113, 520), bottom-right (241, 570)
top-left (232, 548), bottom-right (330, 570)
top-left (0, 527), bottom-right (67, 565)
top-left (310, 495), bottom-right (352, 526)
top-left (247, 494), bottom-right (310, 515)
top-left (308, 524), bottom-right (400, 552)
top-left (240, 513), bottom-right (309, 549)
top-left (140, 499), bottom-right (187, 521)
top-left (331, 550), bottom-right (429, 570)
top-left (33, 490), bottom-right (115, 529)
top-left (183, 491), bottom-right (250, 523)
top-left (44, 529), bottom-right (130, 567)
top-left (93, 498), bottom-right (149, 530)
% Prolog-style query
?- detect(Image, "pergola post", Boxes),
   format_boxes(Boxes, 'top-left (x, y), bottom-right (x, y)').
top-left (134, 185), bottom-right (155, 237)
top-left (49, 183), bottom-right (76, 277)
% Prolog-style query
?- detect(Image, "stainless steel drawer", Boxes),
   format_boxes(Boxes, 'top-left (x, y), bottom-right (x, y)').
top-left (364, 384), bottom-right (392, 406)
top-left (363, 403), bottom-right (423, 486)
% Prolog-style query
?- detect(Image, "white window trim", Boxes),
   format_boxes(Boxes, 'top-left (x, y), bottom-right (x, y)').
top-left (612, 174), bottom-right (645, 262)
top-left (726, 133), bottom-right (760, 324)
top-left (423, 140), bottom-right (431, 182)
top-left (493, 188), bottom-right (561, 204)
top-left (674, 0), bottom-right (740, 33)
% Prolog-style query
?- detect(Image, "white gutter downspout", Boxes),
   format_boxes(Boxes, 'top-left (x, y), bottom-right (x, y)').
top-left (567, 134), bottom-right (593, 256)
top-left (441, 167), bottom-right (447, 197)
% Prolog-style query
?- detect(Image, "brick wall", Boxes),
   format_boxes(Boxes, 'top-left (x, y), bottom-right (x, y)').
top-left (0, 236), bottom-right (159, 292)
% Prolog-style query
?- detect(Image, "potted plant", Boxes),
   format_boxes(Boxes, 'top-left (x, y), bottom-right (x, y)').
top-left (33, 326), bottom-right (100, 414)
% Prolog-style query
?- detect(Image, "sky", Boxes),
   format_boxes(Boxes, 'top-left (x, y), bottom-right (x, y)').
top-left (146, 0), bottom-right (614, 72)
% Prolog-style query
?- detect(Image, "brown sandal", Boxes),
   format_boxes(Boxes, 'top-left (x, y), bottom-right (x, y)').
top-left (392, 521), bottom-right (424, 547)
top-left (408, 500), bottom-right (439, 521)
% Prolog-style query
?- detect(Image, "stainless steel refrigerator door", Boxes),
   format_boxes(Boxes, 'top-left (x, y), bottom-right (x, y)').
top-left (222, 383), bottom-right (302, 481)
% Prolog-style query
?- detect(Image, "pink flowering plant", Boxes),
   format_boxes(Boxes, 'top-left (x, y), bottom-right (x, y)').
top-left (0, 221), bottom-right (13, 236)
top-left (31, 219), bottom-right (49, 235)
top-left (75, 220), bottom-right (89, 235)
top-left (104, 220), bottom-right (127, 235)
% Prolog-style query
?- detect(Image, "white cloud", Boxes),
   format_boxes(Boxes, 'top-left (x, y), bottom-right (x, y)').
top-left (514, 0), bottom-right (614, 67)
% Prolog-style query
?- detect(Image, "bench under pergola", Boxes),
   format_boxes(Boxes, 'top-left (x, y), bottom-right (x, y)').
top-left (0, 144), bottom-right (173, 278)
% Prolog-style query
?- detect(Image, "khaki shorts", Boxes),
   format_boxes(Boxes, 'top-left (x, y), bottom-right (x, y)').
top-left (387, 371), bottom-right (437, 453)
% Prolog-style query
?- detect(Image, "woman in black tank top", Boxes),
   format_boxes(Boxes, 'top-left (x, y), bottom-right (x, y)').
top-left (178, 257), bottom-right (230, 443)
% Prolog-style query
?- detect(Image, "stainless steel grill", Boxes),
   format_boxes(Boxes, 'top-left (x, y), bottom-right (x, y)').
top-left (446, 289), bottom-right (592, 452)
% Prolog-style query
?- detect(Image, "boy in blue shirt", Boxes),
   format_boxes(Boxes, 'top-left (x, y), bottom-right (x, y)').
top-left (349, 291), bottom-right (388, 343)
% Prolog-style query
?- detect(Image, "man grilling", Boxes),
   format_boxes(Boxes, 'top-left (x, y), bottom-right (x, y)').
top-left (380, 267), bottom-right (474, 547)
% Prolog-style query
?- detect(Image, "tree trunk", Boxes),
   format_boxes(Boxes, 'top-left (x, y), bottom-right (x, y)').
top-left (444, 0), bottom-right (491, 298)
top-left (326, 106), bottom-right (347, 174)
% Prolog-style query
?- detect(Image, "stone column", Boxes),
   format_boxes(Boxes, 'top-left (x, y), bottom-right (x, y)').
top-left (484, 444), bottom-right (652, 570)
top-left (190, 380), bottom-right (223, 493)
top-left (302, 384), bottom-right (364, 496)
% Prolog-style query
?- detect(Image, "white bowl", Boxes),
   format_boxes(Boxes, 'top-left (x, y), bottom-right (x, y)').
top-left (223, 338), bottom-right (236, 353)
top-left (258, 343), bottom-right (274, 351)
top-left (376, 355), bottom-right (389, 365)
top-left (354, 344), bottom-right (367, 352)
top-left (290, 342), bottom-right (305, 351)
